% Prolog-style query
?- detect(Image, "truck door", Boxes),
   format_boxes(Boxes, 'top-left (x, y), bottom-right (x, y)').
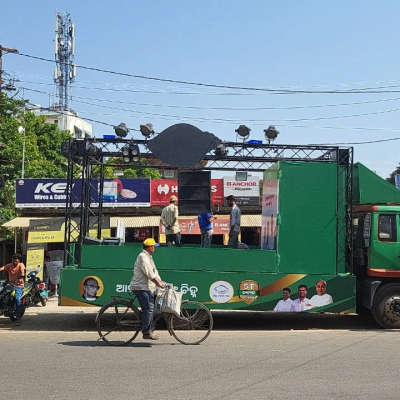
top-left (369, 213), bottom-right (400, 271)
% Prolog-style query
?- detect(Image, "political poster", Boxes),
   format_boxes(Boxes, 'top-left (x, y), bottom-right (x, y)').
top-left (261, 165), bottom-right (279, 250)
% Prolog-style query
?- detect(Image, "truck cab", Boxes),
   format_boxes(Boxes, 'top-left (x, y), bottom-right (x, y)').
top-left (354, 205), bottom-right (400, 328)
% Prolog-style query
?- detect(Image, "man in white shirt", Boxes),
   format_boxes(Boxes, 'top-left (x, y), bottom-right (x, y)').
top-left (273, 287), bottom-right (293, 312)
top-left (227, 195), bottom-right (241, 248)
top-left (130, 238), bottom-right (165, 340)
top-left (290, 285), bottom-right (311, 312)
top-left (161, 195), bottom-right (181, 247)
top-left (308, 280), bottom-right (333, 308)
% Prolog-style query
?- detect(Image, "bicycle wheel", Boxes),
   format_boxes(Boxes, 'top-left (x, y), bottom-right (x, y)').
top-left (168, 300), bottom-right (213, 345)
top-left (96, 300), bottom-right (141, 345)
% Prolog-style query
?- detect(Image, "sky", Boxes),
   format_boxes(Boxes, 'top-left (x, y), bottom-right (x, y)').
top-left (2, 1), bottom-right (400, 178)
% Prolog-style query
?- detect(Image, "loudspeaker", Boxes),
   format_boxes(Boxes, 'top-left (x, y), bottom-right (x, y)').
top-left (178, 171), bottom-right (211, 215)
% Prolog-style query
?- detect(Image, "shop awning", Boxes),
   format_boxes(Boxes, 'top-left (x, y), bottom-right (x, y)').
top-left (110, 216), bottom-right (161, 228)
top-left (110, 214), bottom-right (261, 228)
top-left (241, 214), bottom-right (262, 227)
top-left (3, 214), bottom-right (262, 229)
top-left (2, 217), bottom-right (45, 228)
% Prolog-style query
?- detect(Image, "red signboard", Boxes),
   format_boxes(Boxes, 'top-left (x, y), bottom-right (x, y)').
top-left (211, 179), bottom-right (224, 205)
top-left (150, 179), bottom-right (178, 206)
top-left (151, 179), bottom-right (224, 206)
top-left (160, 216), bottom-right (230, 235)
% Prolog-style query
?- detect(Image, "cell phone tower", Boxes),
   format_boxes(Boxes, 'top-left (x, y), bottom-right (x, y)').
top-left (54, 12), bottom-right (76, 111)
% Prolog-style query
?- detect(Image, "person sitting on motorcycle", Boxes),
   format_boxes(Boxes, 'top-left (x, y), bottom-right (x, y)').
top-left (0, 254), bottom-right (26, 320)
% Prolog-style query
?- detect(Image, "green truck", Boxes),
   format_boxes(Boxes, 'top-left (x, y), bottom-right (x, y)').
top-left (59, 160), bottom-right (400, 328)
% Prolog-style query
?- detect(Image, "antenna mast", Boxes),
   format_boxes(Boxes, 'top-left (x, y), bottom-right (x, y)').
top-left (54, 12), bottom-right (75, 111)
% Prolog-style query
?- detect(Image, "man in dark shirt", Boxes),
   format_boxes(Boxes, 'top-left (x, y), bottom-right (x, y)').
top-left (227, 195), bottom-right (241, 248)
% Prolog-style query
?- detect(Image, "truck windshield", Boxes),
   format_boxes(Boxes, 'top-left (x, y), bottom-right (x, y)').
top-left (378, 214), bottom-right (397, 242)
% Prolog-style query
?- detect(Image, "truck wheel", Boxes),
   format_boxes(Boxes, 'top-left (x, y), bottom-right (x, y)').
top-left (372, 284), bottom-right (400, 328)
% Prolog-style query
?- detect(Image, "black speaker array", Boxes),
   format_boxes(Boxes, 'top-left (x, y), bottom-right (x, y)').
top-left (178, 171), bottom-right (211, 215)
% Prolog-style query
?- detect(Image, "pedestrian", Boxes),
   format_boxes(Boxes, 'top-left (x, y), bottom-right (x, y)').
top-left (227, 195), bottom-right (241, 248)
top-left (129, 238), bottom-right (165, 340)
top-left (0, 254), bottom-right (26, 321)
top-left (198, 212), bottom-right (216, 248)
top-left (160, 195), bottom-right (181, 247)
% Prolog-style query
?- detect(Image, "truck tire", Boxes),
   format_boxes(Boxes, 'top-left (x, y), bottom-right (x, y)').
top-left (372, 283), bottom-right (400, 329)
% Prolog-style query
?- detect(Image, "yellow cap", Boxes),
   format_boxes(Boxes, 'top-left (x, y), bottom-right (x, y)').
top-left (143, 238), bottom-right (156, 247)
top-left (170, 195), bottom-right (178, 202)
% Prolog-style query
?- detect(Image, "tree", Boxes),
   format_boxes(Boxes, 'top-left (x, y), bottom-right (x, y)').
top-left (0, 93), bottom-right (70, 238)
top-left (387, 163), bottom-right (400, 186)
top-left (92, 157), bottom-right (161, 179)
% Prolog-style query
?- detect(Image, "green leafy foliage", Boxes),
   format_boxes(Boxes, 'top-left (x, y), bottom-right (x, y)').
top-left (387, 163), bottom-right (400, 185)
top-left (0, 94), bottom-right (70, 238)
top-left (92, 157), bottom-right (161, 179)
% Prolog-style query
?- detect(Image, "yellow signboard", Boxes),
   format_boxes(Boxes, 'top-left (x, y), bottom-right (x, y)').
top-left (28, 218), bottom-right (110, 244)
top-left (26, 246), bottom-right (44, 280)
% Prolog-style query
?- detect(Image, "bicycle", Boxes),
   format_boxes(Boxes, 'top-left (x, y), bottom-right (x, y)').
top-left (96, 291), bottom-right (213, 346)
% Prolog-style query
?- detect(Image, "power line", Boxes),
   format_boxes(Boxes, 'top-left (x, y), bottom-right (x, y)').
top-left (10, 50), bottom-right (400, 94)
top-left (19, 87), bottom-right (400, 133)
top-left (20, 85), bottom-right (400, 112)
top-left (20, 99), bottom-right (400, 146)
top-left (60, 95), bottom-right (400, 124)
top-left (310, 137), bottom-right (400, 145)
top-left (25, 101), bottom-right (139, 131)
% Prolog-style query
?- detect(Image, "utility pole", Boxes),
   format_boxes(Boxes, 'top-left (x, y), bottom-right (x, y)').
top-left (0, 45), bottom-right (18, 114)
top-left (0, 45), bottom-right (18, 95)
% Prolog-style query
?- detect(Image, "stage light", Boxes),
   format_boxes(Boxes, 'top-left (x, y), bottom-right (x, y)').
top-left (235, 125), bottom-right (250, 140)
top-left (121, 143), bottom-right (140, 162)
top-left (114, 122), bottom-right (129, 138)
top-left (264, 125), bottom-right (279, 144)
top-left (215, 143), bottom-right (228, 157)
top-left (140, 123), bottom-right (154, 138)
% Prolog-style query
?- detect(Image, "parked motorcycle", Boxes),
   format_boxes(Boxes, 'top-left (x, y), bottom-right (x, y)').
top-left (0, 271), bottom-right (48, 322)
top-left (0, 281), bottom-right (21, 321)
top-left (24, 271), bottom-right (48, 307)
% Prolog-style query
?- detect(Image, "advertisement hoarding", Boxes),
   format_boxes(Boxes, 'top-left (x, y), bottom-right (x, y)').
top-left (150, 179), bottom-right (224, 206)
top-left (223, 176), bottom-right (259, 206)
top-left (15, 178), bottom-right (150, 208)
top-left (27, 217), bottom-right (111, 243)
top-left (150, 179), bottom-right (179, 206)
top-left (159, 216), bottom-right (230, 235)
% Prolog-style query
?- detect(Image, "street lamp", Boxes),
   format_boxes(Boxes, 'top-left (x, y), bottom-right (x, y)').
top-left (18, 126), bottom-right (25, 179)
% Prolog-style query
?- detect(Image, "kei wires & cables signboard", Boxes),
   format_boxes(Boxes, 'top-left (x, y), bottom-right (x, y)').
top-left (15, 178), bottom-right (151, 208)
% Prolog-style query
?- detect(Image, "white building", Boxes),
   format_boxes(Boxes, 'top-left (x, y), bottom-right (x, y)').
top-left (31, 106), bottom-right (92, 139)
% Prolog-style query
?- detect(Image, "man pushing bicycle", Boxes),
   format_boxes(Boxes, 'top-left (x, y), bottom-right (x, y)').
top-left (129, 238), bottom-right (165, 340)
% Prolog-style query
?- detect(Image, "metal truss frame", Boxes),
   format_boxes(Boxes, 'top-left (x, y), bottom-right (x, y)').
top-left (64, 137), bottom-right (353, 271)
